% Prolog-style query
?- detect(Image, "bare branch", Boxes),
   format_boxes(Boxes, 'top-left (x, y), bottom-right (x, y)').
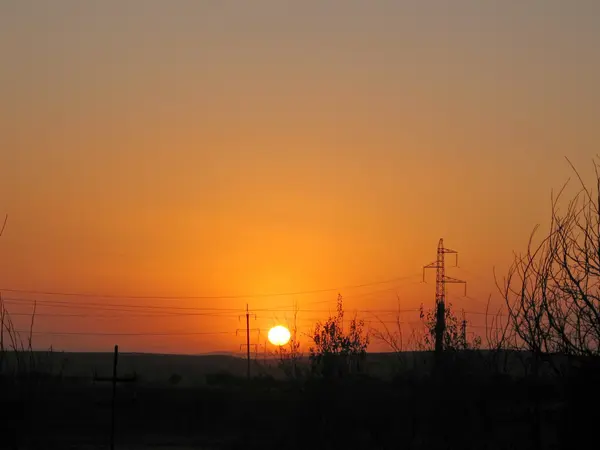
top-left (498, 157), bottom-right (600, 364)
top-left (0, 214), bottom-right (7, 238)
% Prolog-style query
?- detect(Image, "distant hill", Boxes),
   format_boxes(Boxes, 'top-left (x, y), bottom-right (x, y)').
top-left (2, 350), bottom-right (403, 384)
top-left (1, 349), bottom-right (577, 385)
top-left (1, 351), bottom-right (248, 385)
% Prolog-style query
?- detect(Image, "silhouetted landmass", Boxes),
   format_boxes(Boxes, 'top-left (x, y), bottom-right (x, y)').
top-left (1, 349), bottom-right (598, 449)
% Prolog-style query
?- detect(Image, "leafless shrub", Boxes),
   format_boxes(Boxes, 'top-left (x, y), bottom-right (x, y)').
top-left (369, 295), bottom-right (406, 367)
top-left (483, 294), bottom-right (515, 374)
top-left (0, 295), bottom-right (39, 376)
top-left (497, 157), bottom-right (600, 375)
top-left (277, 301), bottom-right (303, 379)
top-left (0, 211), bottom-right (43, 377)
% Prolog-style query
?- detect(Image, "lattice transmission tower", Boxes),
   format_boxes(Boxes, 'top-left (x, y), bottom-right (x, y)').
top-left (423, 238), bottom-right (467, 355)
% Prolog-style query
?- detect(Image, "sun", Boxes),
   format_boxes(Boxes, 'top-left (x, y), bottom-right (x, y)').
top-left (268, 325), bottom-right (291, 346)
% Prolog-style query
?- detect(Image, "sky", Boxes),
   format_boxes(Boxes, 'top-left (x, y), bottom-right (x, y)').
top-left (0, 1), bottom-right (599, 354)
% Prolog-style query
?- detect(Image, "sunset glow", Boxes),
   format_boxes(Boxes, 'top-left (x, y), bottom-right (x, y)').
top-left (0, 1), bottom-right (598, 355)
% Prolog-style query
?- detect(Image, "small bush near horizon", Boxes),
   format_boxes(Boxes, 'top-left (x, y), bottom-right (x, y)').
top-left (309, 294), bottom-right (369, 378)
top-left (420, 302), bottom-right (482, 352)
top-left (168, 373), bottom-right (182, 385)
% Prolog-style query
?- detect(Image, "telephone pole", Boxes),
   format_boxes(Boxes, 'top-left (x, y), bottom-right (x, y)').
top-left (237, 304), bottom-right (258, 379)
top-left (93, 345), bottom-right (136, 450)
top-left (423, 238), bottom-right (467, 359)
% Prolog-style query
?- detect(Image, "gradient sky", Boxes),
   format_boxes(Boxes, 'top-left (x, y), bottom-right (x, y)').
top-left (1, 1), bottom-right (599, 354)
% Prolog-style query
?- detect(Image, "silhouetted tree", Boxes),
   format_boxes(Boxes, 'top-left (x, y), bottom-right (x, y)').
top-left (309, 294), bottom-right (369, 378)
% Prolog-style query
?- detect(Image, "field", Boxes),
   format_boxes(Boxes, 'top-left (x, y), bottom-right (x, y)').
top-left (0, 350), bottom-right (598, 449)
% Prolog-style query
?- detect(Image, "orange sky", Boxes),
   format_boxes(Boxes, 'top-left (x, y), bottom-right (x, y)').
top-left (0, 1), bottom-right (599, 354)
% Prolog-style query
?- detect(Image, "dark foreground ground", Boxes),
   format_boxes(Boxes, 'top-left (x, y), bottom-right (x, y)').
top-left (1, 362), bottom-right (599, 450)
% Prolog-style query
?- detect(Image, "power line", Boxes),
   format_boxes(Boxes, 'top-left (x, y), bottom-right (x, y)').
top-left (0, 281), bottom-right (424, 314)
top-left (3, 298), bottom-right (384, 314)
top-left (6, 308), bottom-right (509, 337)
top-left (2, 297), bottom-right (507, 318)
top-left (2, 297), bottom-right (245, 312)
top-left (11, 322), bottom-right (507, 337)
top-left (266, 280), bottom-right (419, 310)
top-left (0, 274), bottom-right (420, 300)
top-left (17, 330), bottom-right (234, 337)
top-left (5, 311), bottom-right (240, 318)
top-left (3, 297), bottom-right (393, 314)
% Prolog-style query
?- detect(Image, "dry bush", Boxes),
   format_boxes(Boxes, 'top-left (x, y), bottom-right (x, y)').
top-left (497, 157), bottom-right (600, 375)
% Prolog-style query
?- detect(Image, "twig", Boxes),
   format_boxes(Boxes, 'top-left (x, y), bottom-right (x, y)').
top-left (28, 300), bottom-right (37, 372)
top-left (0, 214), bottom-right (7, 238)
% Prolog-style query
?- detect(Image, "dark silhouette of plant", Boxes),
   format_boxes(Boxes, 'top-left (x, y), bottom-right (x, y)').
top-left (1, 216), bottom-right (41, 377)
top-left (370, 295), bottom-right (405, 357)
top-left (168, 373), bottom-right (182, 385)
top-left (370, 296), bottom-right (429, 368)
top-left (419, 302), bottom-right (482, 351)
top-left (497, 157), bottom-right (600, 376)
top-left (309, 294), bottom-right (369, 378)
top-left (277, 301), bottom-right (303, 379)
top-left (0, 213), bottom-right (7, 238)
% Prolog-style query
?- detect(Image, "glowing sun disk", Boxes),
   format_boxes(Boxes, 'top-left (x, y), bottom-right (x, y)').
top-left (268, 325), bottom-right (291, 346)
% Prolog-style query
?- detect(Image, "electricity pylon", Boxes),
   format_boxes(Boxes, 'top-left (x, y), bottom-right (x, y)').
top-left (423, 238), bottom-right (467, 356)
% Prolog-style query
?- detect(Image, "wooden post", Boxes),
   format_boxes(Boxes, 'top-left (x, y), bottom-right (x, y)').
top-left (111, 345), bottom-right (118, 450)
top-left (93, 345), bottom-right (136, 450)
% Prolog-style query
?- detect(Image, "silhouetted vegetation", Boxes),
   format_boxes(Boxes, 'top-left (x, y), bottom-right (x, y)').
top-left (309, 294), bottom-right (369, 378)
top-left (498, 158), bottom-right (600, 370)
top-left (276, 301), bottom-right (303, 379)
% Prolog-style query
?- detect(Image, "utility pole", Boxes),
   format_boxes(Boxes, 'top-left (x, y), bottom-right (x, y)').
top-left (461, 309), bottom-right (467, 349)
top-left (237, 304), bottom-right (258, 379)
top-left (93, 345), bottom-right (136, 450)
top-left (423, 238), bottom-right (467, 361)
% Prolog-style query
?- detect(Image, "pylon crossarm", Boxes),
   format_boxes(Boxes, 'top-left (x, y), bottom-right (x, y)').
top-left (444, 276), bottom-right (467, 295)
top-left (443, 276), bottom-right (465, 284)
top-left (423, 262), bottom-right (440, 281)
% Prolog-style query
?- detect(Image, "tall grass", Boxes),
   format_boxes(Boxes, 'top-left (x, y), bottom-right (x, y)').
top-left (0, 294), bottom-right (39, 377)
